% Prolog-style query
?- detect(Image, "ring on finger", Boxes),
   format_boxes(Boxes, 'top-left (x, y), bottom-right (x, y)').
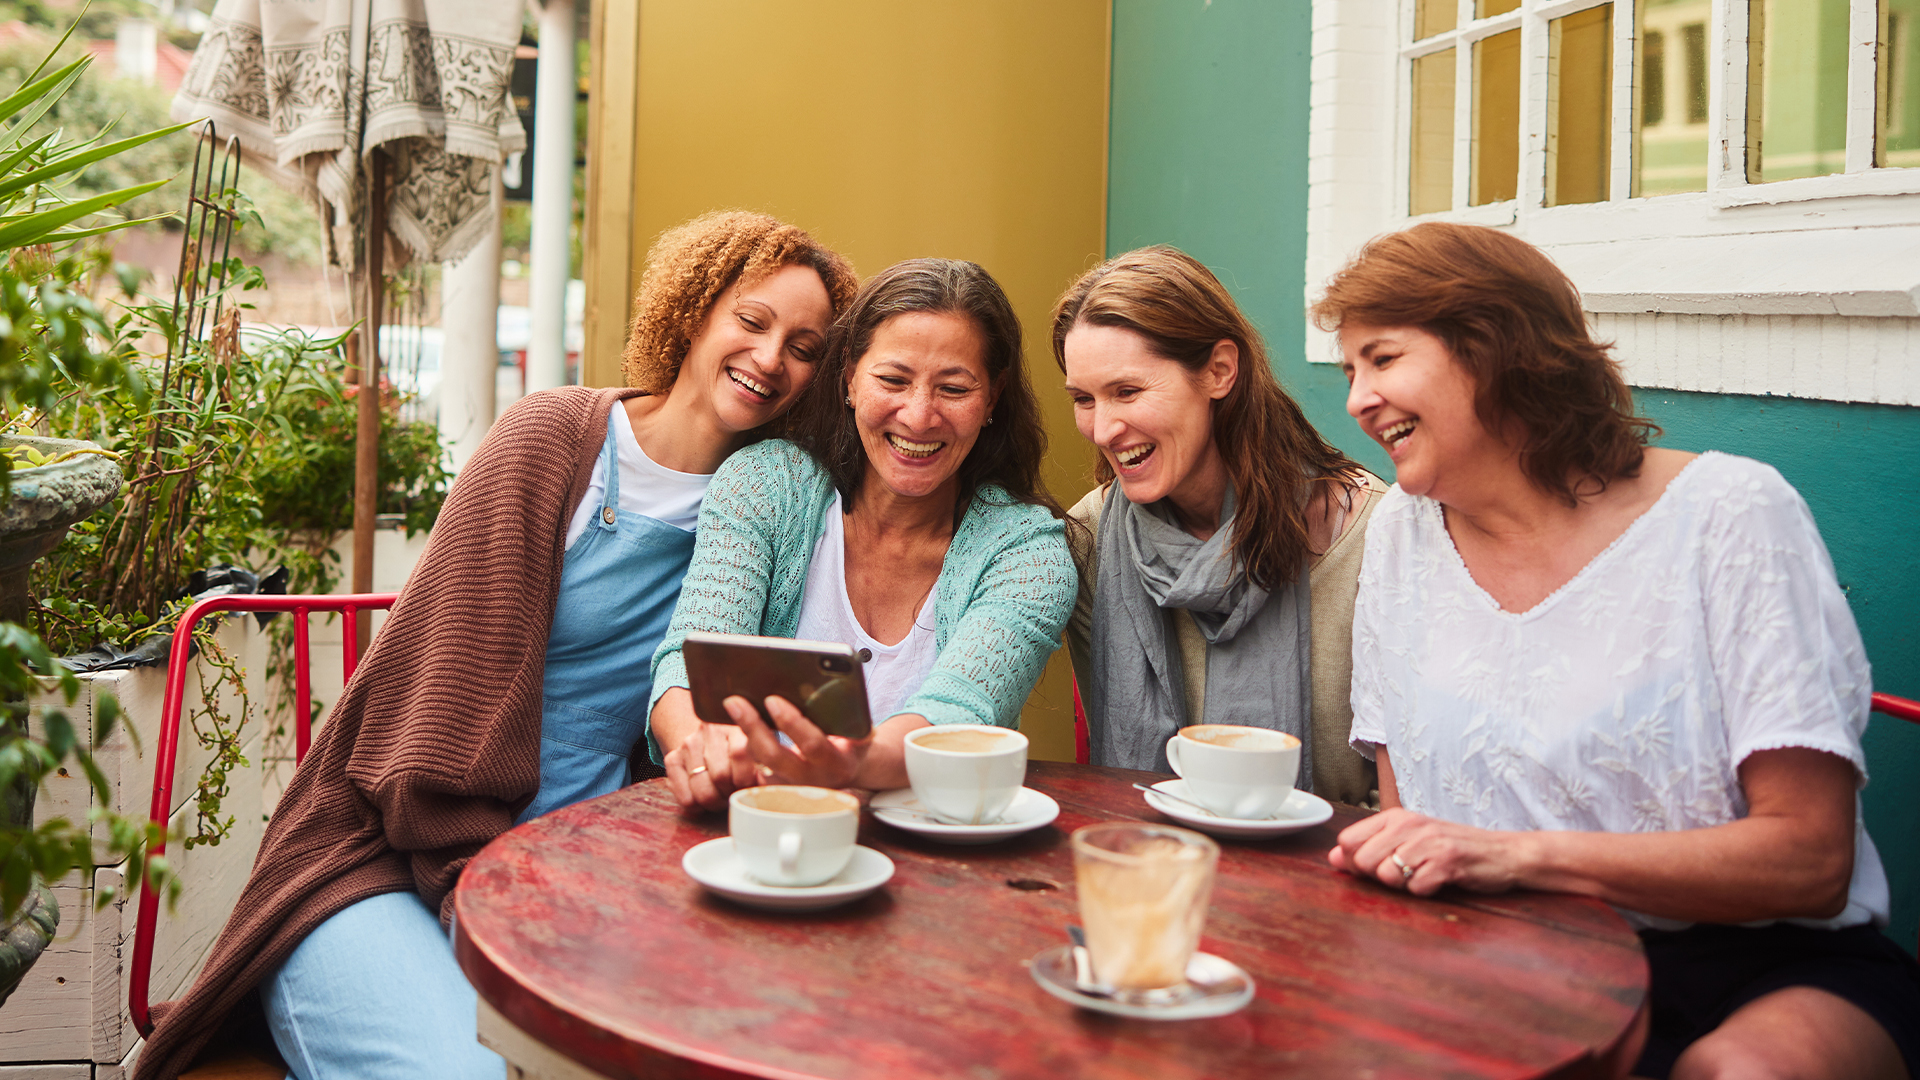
top-left (687, 765), bottom-right (709, 777)
top-left (1390, 852), bottom-right (1416, 880)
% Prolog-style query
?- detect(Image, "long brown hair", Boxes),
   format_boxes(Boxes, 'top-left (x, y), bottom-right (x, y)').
top-left (1051, 246), bottom-right (1360, 592)
top-left (789, 259), bottom-right (1062, 527)
top-left (621, 210), bottom-right (858, 392)
top-left (1310, 222), bottom-right (1656, 505)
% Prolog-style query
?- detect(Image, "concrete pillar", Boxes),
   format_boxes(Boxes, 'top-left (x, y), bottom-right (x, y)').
top-left (525, 0), bottom-right (576, 393)
top-left (116, 18), bottom-right (157, 82)
top-left (439, 169), bottom-right (503, 473)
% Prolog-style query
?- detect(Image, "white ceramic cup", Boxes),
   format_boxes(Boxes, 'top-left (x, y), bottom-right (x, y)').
top-left (1164, 724), bottom-right (1301, 820)
top-left (728, 785), bottom-right (859, 887)
top-left (903, 724), bottom-right (1029, 825)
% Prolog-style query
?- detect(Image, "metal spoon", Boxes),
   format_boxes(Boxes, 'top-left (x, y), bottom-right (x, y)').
top-left (1132, 782), bottom-right (1218, 817)
top-left (1067, 925), bottom-right (1101, 994)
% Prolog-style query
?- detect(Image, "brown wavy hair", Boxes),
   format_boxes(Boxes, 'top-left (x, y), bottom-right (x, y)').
top-left (1051, 246), bottom-right (1360, 593)
top-left (788, 258), bottom-right (1061, 528)
top-left (1310, 222), bottom-right (1657, 505)
top-left (621, 210), bottom-right (858, 392)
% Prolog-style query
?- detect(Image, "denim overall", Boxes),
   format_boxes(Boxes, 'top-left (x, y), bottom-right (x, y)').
top-left (518, 407), bottom-right (698, 823)
top-left (262, 410), bottom-right (699, 1080)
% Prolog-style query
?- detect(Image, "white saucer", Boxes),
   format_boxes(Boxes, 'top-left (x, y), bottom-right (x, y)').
top-left (1029, 945), bottom-right (1254, 1019)
top-left (870, 786), bottom-right (1060, 844)
top-left (681, 837), bottom-right (894, 911)
top-left (1142, 780), bottom-right (1335, 839)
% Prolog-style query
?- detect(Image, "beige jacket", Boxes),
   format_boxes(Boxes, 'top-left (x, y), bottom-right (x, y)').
top-left (1065, 473), bottom-right (1387, 807)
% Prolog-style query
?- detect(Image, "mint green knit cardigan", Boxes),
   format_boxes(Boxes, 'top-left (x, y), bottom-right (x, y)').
top-left (647, 439), bottom-right (1076, 751)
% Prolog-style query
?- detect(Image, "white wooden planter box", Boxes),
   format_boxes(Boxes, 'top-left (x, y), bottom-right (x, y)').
top-left (0, 523), bottom-right (427, 1077)
top-left (1, 615), bottom-right (276, 1078)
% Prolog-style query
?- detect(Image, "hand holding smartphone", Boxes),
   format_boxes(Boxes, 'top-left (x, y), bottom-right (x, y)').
top-left (682, 631), bottom-right (875, 741)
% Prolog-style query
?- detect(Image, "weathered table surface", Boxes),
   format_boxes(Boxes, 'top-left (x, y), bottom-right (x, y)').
top-left (453, 761), bottom-right (1647, 1080)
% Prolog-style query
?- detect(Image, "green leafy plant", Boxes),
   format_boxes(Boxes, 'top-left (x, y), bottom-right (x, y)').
top-left (0, 33), bottom-right (204, 934)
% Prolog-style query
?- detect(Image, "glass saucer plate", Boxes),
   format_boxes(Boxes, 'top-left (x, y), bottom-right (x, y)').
top-left (681, 837), bottom-right (893, 911)
top-left (870, 786), bottom-right (1060, 844)
top-left (1142, 780), bottom-right (1334, 839)
top-left (1029, 945), bottom-right (1254, 1019)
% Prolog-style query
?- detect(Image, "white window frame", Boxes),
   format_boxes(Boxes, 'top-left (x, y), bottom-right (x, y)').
top-left (1307, 0), bottom-right (1920, 407)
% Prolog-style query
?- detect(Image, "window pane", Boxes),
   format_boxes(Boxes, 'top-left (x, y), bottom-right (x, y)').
top-left (1684, 23), bottom-right (1709, 122)
top-left (1478, 0), bottom-right (1521, 16)
top-left (1748, 0), bottom-right (1851, 182)
top-left (1416, 0), bottom-right (1458, 40)
top-left (1636, 0), bottom-right (1711, 195)
top-left (1550, 6), bottom-right (1614, 206)
top-left (1411, 49), bottom-right (1458, 214)
top-left (1473, 29), bottom-right (1522, 204)
top-left (1644, 30), bottom-right (1667, 126)
top-left (1881, 0), bottom-right (1920, 166)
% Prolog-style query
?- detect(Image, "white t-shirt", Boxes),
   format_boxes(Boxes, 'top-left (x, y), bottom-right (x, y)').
top-left (1349, 452), bottom-right (1887, 931)
top-left (794, 494), bottom-right (940, 724)
top-left (564, 404), bottom-right (714, 548)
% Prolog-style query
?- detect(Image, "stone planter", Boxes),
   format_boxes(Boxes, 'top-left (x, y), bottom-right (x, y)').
top-left (0, 435), bottom-right (121, 1016)
top-left (0, 760), bottom-right (55, 1011)
top-left (0, 435), bottom-right (123, 626)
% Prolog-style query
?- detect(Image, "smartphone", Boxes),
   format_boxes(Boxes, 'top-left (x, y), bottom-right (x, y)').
top-left (682, 631), bottom-right (874, 740)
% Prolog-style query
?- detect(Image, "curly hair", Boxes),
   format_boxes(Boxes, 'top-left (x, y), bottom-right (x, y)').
top-left (1051, 246), bottom-right (1360, 593)
top-left (1309, 222), bottom-right (1657, 505)
top-left (621, 211), bottom-right (858, 392)
top-left (787, 258), bottom-right (1062, 528)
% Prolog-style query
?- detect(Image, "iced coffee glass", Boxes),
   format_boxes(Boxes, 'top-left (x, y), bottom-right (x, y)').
top-left (1071, 822), bottom-right (1220, 1000)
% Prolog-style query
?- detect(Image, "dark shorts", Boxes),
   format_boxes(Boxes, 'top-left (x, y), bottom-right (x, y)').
top-left (1635, 921), bottom-right (1920, 1079)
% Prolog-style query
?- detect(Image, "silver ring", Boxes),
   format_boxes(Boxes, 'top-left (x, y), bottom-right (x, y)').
top-left (1390, 852), bottom-right (1415, 880)
top-left (687, 765), bottom-right (709, 777)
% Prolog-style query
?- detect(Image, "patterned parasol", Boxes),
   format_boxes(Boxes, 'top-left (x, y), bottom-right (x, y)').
top-left (171, 0), bottom-right (526, 268)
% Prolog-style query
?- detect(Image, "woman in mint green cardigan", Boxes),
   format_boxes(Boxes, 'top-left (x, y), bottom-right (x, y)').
top-left (649, 259), bottom-right (1077, 810)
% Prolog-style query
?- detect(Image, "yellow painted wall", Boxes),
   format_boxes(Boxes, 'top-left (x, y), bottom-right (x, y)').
top-left (586, 0), bottom-right (1109, 760)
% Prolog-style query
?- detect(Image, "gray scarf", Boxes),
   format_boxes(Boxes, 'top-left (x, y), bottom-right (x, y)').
top-left (1086, 482), bottom-right (1312, 778)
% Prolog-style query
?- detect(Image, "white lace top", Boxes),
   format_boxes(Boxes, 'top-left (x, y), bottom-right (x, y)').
top-left (794, 494), bottom-right (940, 723)
top-left (1349, 452), bottom-right (1887, 931)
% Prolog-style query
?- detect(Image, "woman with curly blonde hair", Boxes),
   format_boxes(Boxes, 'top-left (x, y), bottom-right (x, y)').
top-left (133, 211), bottom-right (855, 1080)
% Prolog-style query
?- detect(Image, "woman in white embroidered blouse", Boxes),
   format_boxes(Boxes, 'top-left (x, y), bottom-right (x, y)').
top-left (1312, 223), bottom-right (1917, 1080)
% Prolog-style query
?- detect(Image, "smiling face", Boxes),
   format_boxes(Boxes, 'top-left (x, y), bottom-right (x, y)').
top-left (849, 311), bottom-right (998, 504)
top-left (1062, 323), bottom-right (1235, 516)
top-left (674, 263), bottom-right (834, 434)
top-left (1340, 323), bottom-right (1504, 501)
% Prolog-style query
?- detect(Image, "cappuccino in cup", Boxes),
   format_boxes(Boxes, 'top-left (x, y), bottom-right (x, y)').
top-left (903, 724), bottom-right (1028, 825)
top-left (729, 785), bottom-right (858, 886)
top-left (1165, 724), bottom-right (1301, 820)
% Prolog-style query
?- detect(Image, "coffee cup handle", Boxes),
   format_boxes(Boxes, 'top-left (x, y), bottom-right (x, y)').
top-left (778, 831), bottom-right (803, 879)
top-left (1165, 737), bottom-right (1186, 778)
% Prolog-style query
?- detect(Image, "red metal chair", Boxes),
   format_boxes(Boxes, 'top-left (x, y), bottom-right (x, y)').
top-left (128, 592), bottom-right (397, 1042)
top-left (1869, 692), bottom-right (1920, 956)
top-left (1872, 692), bottom-right (1920, 726)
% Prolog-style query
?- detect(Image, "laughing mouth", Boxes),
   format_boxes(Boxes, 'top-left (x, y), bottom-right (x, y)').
top-left (1380, 419), bottom-right (1416, 450)
top-left (1114, 443), bottom-right (1155, 470)
top-left (728, 369), bottom-right (773, 400)
top-left (887, 433), bottom-right (943, 458)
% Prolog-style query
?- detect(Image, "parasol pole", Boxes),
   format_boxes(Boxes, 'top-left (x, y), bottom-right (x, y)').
top-left (352, 149), bottom-right (387, 653)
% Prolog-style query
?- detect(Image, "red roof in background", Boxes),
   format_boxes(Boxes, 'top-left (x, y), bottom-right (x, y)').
top-left (0, 22), bottom-right (195, 96)
top-left (84, 37), bottom-right (193, 95)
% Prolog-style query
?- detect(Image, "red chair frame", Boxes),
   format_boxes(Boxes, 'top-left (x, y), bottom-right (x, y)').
top-left (128, 592), bottom-right (397, 1038)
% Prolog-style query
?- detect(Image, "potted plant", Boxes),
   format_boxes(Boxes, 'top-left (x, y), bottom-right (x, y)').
top-left (0, 34), bottom-right (192, 1004)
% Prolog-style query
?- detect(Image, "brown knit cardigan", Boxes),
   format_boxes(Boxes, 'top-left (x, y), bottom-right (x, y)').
top-left (135, 385), bottom-right (644, 1080)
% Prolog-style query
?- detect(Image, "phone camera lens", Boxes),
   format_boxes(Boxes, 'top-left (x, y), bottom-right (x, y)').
top-left (821, 656), bottom-right (851, 673)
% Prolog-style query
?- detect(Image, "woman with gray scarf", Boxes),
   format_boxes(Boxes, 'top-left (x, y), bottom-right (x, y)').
top-left (1053, 247), bottom-right (1384, 807)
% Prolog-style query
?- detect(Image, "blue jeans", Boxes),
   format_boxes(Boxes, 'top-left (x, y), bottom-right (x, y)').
top-left (261, 891), bottom-right (505, 1080)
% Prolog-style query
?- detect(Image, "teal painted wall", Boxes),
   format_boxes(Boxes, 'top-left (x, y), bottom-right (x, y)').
top-left (1108, 0), bottom-right (1920, 950)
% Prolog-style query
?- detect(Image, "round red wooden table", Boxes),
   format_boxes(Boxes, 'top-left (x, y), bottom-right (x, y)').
top-left (453, 761), bottom-right (1647, 1080)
